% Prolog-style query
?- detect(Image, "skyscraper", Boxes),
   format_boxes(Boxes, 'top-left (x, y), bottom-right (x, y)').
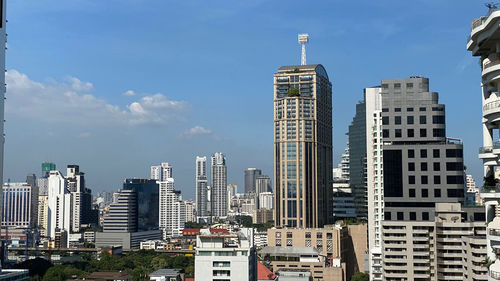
top-left (151, 162), bottom-right (172, 182)
top-left (195, 156), bottom-right (208, 220)
top-left (348, 101), bottom-right (367, 219)
top-left (66, 165), bottom-right (93, 232)
top-left (363, 77), bottom-right (467, 280)
top-left (244, 168), bottom-right (262, 194)
top-left (102, 189), bottom-right (137, 232)
top-left (211, 153), bottom-right (227, 218)
top-left (273, 64), bottom-right (333, 228)
top-left (2, 183), bottom-right (33, 228)
top-left (122, 178), bottom-right (159, 231)
top-left (47, 170), bottom-right (72, 238)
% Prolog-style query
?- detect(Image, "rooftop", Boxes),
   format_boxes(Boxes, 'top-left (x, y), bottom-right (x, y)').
top-left (149, 268), bottom-right (180, 277)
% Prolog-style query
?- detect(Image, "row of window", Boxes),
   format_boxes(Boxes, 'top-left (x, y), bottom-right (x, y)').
top-left (407, 149), bottom-right (463, 158)
top-left (382, 115), bottom-right (445, 125)
top-left (408, 175), bottom-right (464, 185)
top-left (385, 211), bottom-right (429, 221)
top-left (408, 162), bottom-right (463, 172)
top-left (382, 106), bottom-right (443, 112)
top-left (275, 231), bottom-right (334, 239)
top-left (382, 128), bottom-right (445, 138)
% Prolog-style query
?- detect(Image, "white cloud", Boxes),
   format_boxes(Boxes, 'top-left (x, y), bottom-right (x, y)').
top-left (5, 70), bottom-right (188, 127)
top-left (66, 76), bottom-right (94, 92)
top-left (123, 90), bottom-right (136, 96)
top-left (180, 125), bottom-right (213, 139)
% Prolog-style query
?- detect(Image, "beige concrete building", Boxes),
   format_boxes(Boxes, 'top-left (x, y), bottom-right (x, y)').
top-left (267, 224), bottom-right (367, 281)
top-left (253, 209), bottom-right (274, 224)
top-left (273, 64), bottom-right (333, 228)
top-left (37, 195), bottom-right (49, 237)
top-left (381, 203), bottom-right (487, 281)
top-left (260, 246), bottom-right (345, 281)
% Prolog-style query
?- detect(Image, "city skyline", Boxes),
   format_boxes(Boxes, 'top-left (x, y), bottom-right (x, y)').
top-left (3, 1), bottom-right (488, 200)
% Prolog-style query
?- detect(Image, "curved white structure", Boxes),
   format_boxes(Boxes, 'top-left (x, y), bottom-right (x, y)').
top-left (468, 8), bottom-right (500, 180)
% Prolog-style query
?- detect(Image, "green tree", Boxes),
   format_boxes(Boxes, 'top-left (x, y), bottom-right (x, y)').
top-left (350, 272), bottom-right (369, 281)
top-left (287, 88), bottom-right (300, 97)
top-left (42, 265), bottom-right (86, 281)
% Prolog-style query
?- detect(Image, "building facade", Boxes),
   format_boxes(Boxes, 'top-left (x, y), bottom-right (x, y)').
top-left (211, 153), bottom-right (227, 218)
top-left (273, 64), bottom-right (333, 228)
top-left (195, 228), bottom-right (256, 281)
top-left (196, 156), bottom-right (209, 220)
top-left (122, 178), bottom-right (159, 230)
top-left (2, 183), bottom-right (33, 228)
top-left (245, 168), bottom-right (262, 194)
top-left (47, 170), bottom-right (72, 238)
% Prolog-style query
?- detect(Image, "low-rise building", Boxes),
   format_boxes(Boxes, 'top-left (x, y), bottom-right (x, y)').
top-left (195, 228), bottom-right (257, 281)
top-left (149, 268), bottom-right (181, 281)
top-left (253, 209), bottom-right (273, 224)
top-left (260, 247), bottom-right (344, 281)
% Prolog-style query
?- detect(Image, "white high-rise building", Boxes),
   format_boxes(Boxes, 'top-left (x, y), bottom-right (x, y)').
top-left (157, 163), bottom-right (185, 239)
top-left (47, 170), bottom-right (72, 238)
top-left (258, 192), bottom-right (274, 210)
top-left (2, 183), bottom-right (33, 228)
top-left (184, 200), bottom-right (196, 222)
top-left (211, 153), bottom-right (227, 218)
top-left (66, 165), bottom-right (92, 233)
top-left (365, 86), bottom-right (384, 281)
top-left (151, 162), bottom-right (172, 182)
top-left (195, 156), bottom-right (208, 220)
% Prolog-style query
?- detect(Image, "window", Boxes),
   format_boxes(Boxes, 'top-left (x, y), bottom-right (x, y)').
top-left (410, 212), bottom-right (416, 221)
top-left (447, 176), bottom-right (464, 184)
top-left (407, 107), bottom-right (414, 112)
top-left (385, 212), bottom-right (392, 220)
top-left (383, 129), bottom-right (389, 138)
top-left (420, 129), bottom-right (427, 137)
top-left (286, 232), bottom-right (293, 238)
top-left (447, 189), bottom-right (464, 198)
top-left (434, 175), bottom-right (441, 185)
top-left (446, 149), bottom-right (463, 158)
top-left (433, 149), bottom-right (440, 158)
top-left (397, 212), bottom-right (404, 220)
top-left (409, 189), bottom-right (416, 197)
top-left (446, 162), bottom-right (463, 171)
top-left (305, 232), bottom-right (311, 238)
top-left (419, 107), bottom-right (426, 112)
top-left (421, 175), bottom-right (428, 184)
top-left (395, 116), bottom-right (401, 125)
top-left (422, 212), bottom-right (429, 221)
top-left (420, 149), bottom-right (427, 158)
top-left (419, 115), bottom-right (426, 124)
top-left (382, 116), bottom-right (389, 125)
top-left (407, 116), bottom-right (414, 124)
top-left (382, 84), bottom-right (389, 89)
top-left (316, 232), bottom-right (323, 239)
top-left (382, 108), bottom-right (389, 112)
top-left (433, 128), bottom-right (445, 137)
top-left (432, 115), bottom-right (445, 124)
top-left (408, 150), bottom-right (415, 158)
top-left (395, 129), bottom-right (402, 138)
top-left (409, 176), bottom-right (415, 184)
top-left (420, 163), bottom-right (427, 171)
top-left (406, 83), bottom-right (413, 88)
top-left (433, 162), bottom-right (440, 171)
top-left (407, 129), bottom-right (414, 137)
top-left (394, 83), bottom-right (401, 89)
top-left (434, 189), bottom-right (441, 197)
top-left (422, 189), bottom-right (428, 198)
top-left (408, 162), bottom-right (415, 171)
top-left (395, 108), bottom-right (401, 112)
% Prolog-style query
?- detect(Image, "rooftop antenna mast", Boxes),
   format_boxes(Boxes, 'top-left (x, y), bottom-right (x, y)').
top-left (298, 33), bottom-right (309, 65)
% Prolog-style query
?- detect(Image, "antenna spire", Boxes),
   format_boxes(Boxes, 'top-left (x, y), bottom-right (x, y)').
top-left (298, 33), bottom-right (309, 65)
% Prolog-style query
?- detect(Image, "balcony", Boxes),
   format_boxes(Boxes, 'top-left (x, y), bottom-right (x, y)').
top-left (484, 100), bottom-right (500, 116)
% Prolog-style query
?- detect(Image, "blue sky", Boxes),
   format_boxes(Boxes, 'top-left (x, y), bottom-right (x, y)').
top-left (3, 0), bottom-right (487, 199)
